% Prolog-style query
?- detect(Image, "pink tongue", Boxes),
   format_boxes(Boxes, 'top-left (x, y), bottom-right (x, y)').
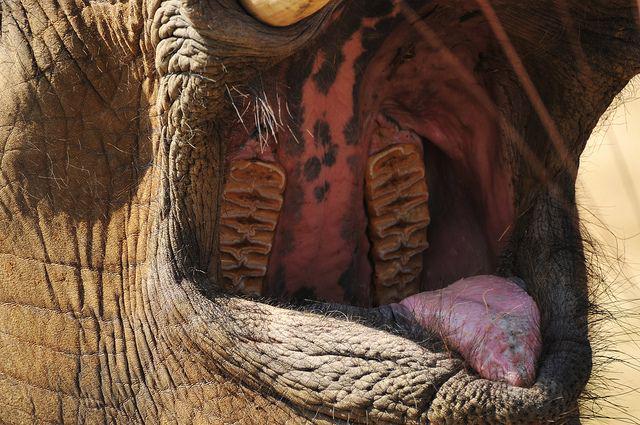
top-left (397, 275), bottom-right (541, 387)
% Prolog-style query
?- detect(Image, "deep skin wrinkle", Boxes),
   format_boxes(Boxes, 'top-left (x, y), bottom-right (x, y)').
top-left (0, 0), bottom-right (638, 423)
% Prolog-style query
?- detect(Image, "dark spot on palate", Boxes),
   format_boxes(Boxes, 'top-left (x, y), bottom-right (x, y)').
top-left (313, 52), bottom-right (345, 95)
top-left (304, 157), bottom-right (322, 181)
top-left (323, 145), bottom-right (337, 167)
top-left (314, 120), bottom-right (332, 146)
top-left (313, 119), bottom-right (338, 167)
top-left (314, 182), bottom-right (330, 202)
top-left (343, 117), bottom-right (359, 146)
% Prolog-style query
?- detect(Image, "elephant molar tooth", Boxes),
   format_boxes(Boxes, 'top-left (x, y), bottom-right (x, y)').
top-left (220, 160), bottom-right (285, 296)
top-left (365, 144), bottom-right (430, 304)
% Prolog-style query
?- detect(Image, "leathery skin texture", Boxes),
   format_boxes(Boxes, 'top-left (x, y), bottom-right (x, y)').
top-left (0, 0), bottom-right (638, 424)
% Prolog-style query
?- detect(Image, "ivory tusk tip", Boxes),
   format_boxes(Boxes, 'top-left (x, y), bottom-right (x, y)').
top-left (240, 0), bottom-right (332, 27)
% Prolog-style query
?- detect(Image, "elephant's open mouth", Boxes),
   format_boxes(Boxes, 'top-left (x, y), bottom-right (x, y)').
top-left (217, 3), bottom-right (542, 387)
top-left (221, 7), bottom-right (514, 307)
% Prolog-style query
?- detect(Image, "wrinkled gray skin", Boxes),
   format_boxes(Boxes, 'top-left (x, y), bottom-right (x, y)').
top-left (0, 0), bottom-right (639, 423)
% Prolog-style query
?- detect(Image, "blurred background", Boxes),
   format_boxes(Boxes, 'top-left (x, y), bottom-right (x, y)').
top-left (578, 76), bottom-right (640, 423)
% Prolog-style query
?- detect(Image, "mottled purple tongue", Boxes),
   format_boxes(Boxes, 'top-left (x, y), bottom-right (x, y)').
top-left (396, 275), bottom-right (541, 387)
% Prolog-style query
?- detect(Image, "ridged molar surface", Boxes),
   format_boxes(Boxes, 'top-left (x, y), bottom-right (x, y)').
top-left (365, 144), bottom-right (430, 304)
top-left (220, 160), bottom-right (286, 296)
